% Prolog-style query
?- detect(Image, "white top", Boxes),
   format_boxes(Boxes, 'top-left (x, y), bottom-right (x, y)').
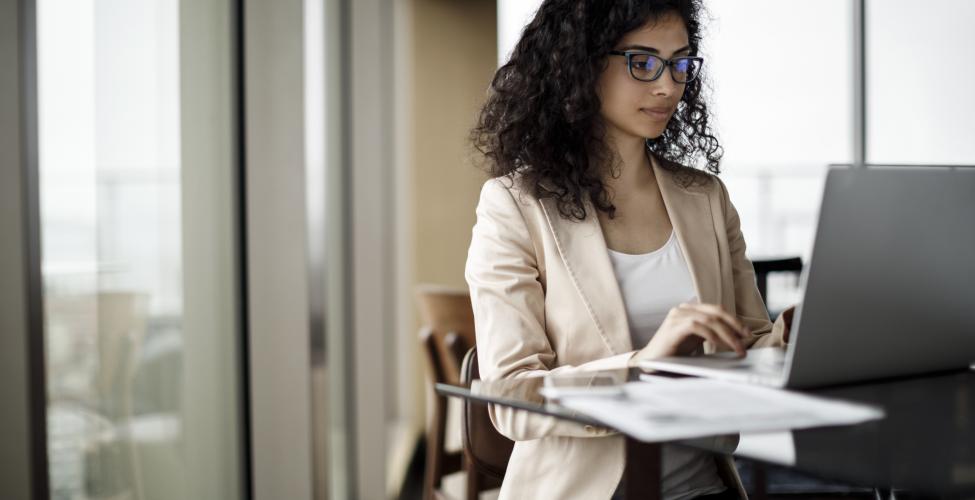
top-left (606, 230), bottom-right (698, 349)
top-left (607, 231), bottom-right (727, 500)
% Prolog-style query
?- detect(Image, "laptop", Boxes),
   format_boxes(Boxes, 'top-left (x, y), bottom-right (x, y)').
top-left (640, 166), bottom-right (975, 388)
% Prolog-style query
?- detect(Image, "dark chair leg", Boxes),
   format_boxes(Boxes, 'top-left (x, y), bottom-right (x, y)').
top-left (624, 437), bottom-right (662, 500)
top-left (465, 455), bottom-right (481, 500)
top-left (424, 394), bottom-right (448, 500)
top-left (751, 463), bottom-right (767, 500)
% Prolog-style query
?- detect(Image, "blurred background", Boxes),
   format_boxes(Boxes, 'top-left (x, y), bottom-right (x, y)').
top-left (2, 0), bottom-right (973, 499)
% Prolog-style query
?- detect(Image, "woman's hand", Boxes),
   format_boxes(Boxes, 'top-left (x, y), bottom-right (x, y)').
top-left (632, 303), bottom-right (749, 363)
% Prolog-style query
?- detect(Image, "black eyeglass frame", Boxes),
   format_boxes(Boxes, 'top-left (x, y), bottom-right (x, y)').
top-left (608, 50), bottom-right (704, 84)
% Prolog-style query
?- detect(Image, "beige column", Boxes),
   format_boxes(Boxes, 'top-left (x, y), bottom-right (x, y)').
top-left (399, 0), bottom-right (498, 446)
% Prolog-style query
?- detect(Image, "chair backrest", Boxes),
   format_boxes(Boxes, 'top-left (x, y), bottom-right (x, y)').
top-left (751, 257), bottom-right (803, 310)
top-left (416, 285), bottom-right (476, 385)
top-left (417, 285), bottom-right (478, 497)
top-left (459, 347), bottom-right (513, 481)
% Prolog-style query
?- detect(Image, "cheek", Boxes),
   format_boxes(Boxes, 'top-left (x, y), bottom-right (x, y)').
top-left (598, 79), bottom-right (640, 118)
top-left (604, 94), bottom-right (633, 120)
top-left (604, 91), bottom-right (645, 130)
top-left (597, 67), bottom-right (638, 106)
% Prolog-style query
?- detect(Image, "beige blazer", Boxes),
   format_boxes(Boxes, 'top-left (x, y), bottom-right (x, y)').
top-left (465, 158), bottom-right (788, 500)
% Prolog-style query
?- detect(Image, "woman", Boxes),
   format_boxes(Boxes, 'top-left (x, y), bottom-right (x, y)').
top-left (466, 0), bottom-right (790, 499)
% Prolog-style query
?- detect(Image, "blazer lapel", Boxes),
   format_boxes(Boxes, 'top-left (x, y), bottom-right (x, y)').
top-left (653, 159), bottom-right (722, 306)
top-left (537, 159), bottom-right (723, 356)
top-left (539, 198), bottom-right (633, 355)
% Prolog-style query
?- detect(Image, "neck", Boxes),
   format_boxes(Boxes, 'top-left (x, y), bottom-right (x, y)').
top-left (603, 133), bottom-right (655, 195)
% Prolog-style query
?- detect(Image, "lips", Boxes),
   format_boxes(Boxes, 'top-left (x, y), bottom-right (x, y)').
top-left (640, 107), bottom-right (672, 120)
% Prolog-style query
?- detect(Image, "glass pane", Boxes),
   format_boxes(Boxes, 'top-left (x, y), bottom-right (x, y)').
top-left (37, 0), bottom-right (243, 499)
top-left (707, 0), bottom-right (853, 174)
top-left (706, 0), bottom-right (852, 272)
top-left (867, 0), bottom-right (975, 164)
top-left (497, 0), bottom-right (543, 66)
top-left (704, 0), bottom-right (853, 310)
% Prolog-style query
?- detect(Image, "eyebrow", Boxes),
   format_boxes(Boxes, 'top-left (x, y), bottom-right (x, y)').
top-left (618, 44), bottom-right (692, 55)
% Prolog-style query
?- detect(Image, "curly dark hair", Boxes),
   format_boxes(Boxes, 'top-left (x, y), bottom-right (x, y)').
top-left (471, 0), bottom-right (722, 220)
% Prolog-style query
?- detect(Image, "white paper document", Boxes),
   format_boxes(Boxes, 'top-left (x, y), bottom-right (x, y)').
top-left (735, 431), bottom-right (797, 465)
top-left (554, 378), bottom-right (885, 442)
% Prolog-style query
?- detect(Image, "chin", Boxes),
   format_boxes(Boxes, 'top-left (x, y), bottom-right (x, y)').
top-left (626, 121), bottom-right (668, 140)
top-left (637, 126), bottom-right (668, 140)
top-left (610, 119), bottom-right (669, 143)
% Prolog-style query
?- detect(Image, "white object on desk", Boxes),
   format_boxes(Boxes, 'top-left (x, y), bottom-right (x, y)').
top-left (735, 431), bottom-right (797, 466)
top-left (539, 373), bottom-right (625, 398)
top-left (556, 377), bottom-right (884, 443)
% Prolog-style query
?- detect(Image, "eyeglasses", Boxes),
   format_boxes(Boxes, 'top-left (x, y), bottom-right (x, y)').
top-left (608, 50), bottom-right (704, 84)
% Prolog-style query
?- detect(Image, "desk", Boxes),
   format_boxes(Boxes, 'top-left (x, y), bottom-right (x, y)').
top-left (437, 368), bottom-right (975, 499)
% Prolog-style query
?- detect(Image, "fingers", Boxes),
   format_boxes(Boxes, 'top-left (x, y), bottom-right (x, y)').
top-left (671, 304), bottom-right (747, 356)
top-left (686, 316), bottom-right (745, 356)
top-left (653, 303), bottom-right (750, 357)
top-left (677, 303), bottom-right (748, 337)
top-left (683, 319), bottom-right (721, 349)
top-left (782, 305), bottom-right (796, 329)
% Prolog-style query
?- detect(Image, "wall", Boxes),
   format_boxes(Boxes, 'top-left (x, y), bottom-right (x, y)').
top-left (401, 0), bottom-right (497, 441)
top-left (411, 0), bottom-right (496, 288)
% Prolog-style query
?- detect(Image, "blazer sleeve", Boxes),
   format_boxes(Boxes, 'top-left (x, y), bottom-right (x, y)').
top-left (465, 179), bottom-right (629, 441)
top-left (715, 177), bottom-right (788, 349)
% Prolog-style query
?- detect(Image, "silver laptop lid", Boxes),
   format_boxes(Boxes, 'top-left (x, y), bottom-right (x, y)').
top-left (786, 166), bottom-right (975, 388)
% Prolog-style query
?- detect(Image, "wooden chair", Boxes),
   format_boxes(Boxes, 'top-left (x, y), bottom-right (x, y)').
top-left (416, 285), bottom-right (478, 500)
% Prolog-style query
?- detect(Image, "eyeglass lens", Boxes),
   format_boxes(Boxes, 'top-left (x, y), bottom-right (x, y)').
top-left (628, 54), bottom-right (700, 83)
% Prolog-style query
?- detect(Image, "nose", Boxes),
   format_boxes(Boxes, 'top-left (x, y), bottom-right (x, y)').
top-left (648, 67), bottom-right (683, 97)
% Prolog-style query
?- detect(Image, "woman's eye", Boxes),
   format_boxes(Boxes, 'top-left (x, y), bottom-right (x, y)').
top-left (632, 58), bottom-right (656, 71)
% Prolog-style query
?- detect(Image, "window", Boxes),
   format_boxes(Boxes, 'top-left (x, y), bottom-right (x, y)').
top-left (38, 1), bottom-right (243, 498)
top-left (867, 0), bottom-right (975, 165)
top-left (707, 0), bottom-right (853, 273)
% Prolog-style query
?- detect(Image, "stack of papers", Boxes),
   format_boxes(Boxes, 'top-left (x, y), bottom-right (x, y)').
top-left (553, 378), bottom-right (884, 442)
